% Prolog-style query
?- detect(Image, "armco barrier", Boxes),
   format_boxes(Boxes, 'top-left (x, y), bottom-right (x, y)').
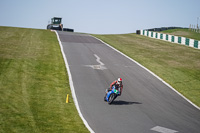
top-left (140, 30), bottom-right (200, 49)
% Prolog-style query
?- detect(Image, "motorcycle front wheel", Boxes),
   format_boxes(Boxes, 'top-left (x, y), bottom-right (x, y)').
top-left (108, 93), bottom-right (116, 104)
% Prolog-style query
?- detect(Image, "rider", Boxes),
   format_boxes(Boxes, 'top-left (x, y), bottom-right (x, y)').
top-left (107, 78), bottom-right (123, 96)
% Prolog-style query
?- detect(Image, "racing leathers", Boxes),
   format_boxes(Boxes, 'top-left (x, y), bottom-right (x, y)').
top-left (108, 80), bottom-right (123, 96)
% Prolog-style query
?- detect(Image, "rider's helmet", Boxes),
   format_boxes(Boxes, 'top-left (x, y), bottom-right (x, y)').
top-left (117, 78), bottom-right (122, 85)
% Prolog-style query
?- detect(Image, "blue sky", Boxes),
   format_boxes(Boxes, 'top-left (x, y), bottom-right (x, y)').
top-left (0, 0), bottom-right (199, 34)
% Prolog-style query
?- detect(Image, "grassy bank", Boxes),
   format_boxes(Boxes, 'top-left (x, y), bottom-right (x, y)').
top-left (93, 33), bottom-right (200, 107)
top-left (0, 26), bottom-right (89, 133)
top-left (161, 28), bottom-right (200, 40)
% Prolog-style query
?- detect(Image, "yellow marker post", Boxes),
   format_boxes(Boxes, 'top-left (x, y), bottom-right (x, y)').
top-left (66, 94), bottom-right (69, 103)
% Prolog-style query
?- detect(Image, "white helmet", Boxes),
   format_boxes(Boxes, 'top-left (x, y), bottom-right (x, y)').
top-left (117, 78), bottom-right (122, 84)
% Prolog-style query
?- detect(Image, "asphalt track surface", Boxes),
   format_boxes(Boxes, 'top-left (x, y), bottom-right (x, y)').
top-left (57, 31), bottom-right (200, 133)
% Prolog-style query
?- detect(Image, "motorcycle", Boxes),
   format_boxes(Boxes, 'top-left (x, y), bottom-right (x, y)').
top-left (104, 86), bottom-right (120, 104)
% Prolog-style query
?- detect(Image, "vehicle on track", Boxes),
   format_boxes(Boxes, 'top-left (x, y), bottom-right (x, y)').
top-left (47, 17), bottom-right (63, 31)
top-left (104, 86), bottom-right (120, 104)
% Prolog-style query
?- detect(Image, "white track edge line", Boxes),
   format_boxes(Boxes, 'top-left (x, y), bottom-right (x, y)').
top-left (91, 35), bottom-right (200, 111)
top-left (54, 31), bottom-right (95, 133)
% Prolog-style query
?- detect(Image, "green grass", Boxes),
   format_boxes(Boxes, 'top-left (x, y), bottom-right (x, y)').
top-left (0, 26), bottom-right (89, 133)
top-left (93, 33), bottom-right (200, 107)
top-left (160, 28), bottom-right (200, 40)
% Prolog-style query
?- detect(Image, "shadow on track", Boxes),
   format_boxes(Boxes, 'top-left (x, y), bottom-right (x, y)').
top-left (111, 100), bottom-right (142, 105)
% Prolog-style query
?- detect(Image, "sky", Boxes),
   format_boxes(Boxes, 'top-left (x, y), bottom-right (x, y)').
top-left (0, 0), bottom-right (200, 34)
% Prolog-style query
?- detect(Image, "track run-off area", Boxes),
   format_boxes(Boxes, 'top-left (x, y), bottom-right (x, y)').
top-left (56, 31), bottom-right (200, 133)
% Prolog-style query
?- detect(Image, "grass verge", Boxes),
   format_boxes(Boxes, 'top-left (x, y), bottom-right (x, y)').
top-left (160, 28), bottom-right (200, 40)
top-left (93, 33), bottom-right (200, 107)
top-left (0, 26), bottom-right (89, 133)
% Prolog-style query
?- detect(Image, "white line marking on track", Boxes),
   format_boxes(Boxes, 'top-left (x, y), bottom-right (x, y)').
top-left (94, 54), bottom-right (104, 65)
top-left (151, 126), bottom-right (178, 133)
top-left (85, 54), bottom-right (107, 70)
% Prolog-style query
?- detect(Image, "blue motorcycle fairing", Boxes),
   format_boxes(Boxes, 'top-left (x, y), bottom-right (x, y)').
top-left (106, 90), bottom-right (113, 102)
top-left (106, 86), bottom-right (119, 102)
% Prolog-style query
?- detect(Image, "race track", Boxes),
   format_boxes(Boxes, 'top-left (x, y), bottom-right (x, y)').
top-left (57, 31), bottom-right (200, 133)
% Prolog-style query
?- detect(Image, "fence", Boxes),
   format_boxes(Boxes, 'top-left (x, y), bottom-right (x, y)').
top-left (189, 24), bottom-right (200, 33)
top-left (140, 30), bottom-right (200, 49)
